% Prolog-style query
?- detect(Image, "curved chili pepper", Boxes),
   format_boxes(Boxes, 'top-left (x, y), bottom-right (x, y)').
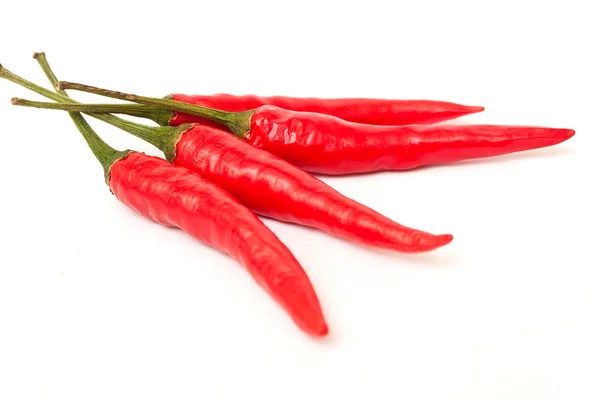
top-left (109, 153), bottom-right (328, 337)
top-left (168, 93), bottom-right (484, 127)
top-left (174, 125), bottom-right (453, 252)
top-left (2, 61), bottom-right (327, 337)
top-left (55, 82), bottom-right (576, 175)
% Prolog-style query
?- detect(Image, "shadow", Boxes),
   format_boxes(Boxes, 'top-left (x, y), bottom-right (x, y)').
top-left (310, 329), bottom-right (339, 346)
top-left (362, 244), bottom-right (462, 268)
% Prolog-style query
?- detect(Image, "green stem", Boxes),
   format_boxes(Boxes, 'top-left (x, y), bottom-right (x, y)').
top-left (58, 81), bottom-right (254, 138)
top-left (37, 54), bottom-right (183, 159)
top-left (12, 98), bottom-right (191, 162)
top-left (34, 53), bottom-right (188, 167)
top-left (0, 61), bottom-right (130, 181)
top-left (66, 113), bottom-right (131, 182)
top-left (91, 115), bottom-right (192, 163)
top-left (0, 62), bottom-right (172, 126)
top-left (11, 99), bottom-right (152, 113)
top-left (2, 59), bottom-right (185, 162)
top-left (1, 62), bottom-right (68, 103)
top-left (33, 52), bottom-right (64, 94)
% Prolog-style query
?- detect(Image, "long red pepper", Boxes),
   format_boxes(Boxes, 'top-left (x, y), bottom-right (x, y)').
top-left (1, 61), bottom-right (328, 337)
top-left (167, 93), bottom-right (484, 127)
top-left (56, 82), bottom-right (576, 175)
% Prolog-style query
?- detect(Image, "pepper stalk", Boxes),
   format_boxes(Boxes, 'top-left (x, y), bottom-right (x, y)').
top-left (1, 60), bottom-right (189, 163)
top-left (12, 97), bottom-right (193, 163)
top-left (0, 60), bottom-right (173, 126)
top-left (57, 81), bottom-right (255, 138)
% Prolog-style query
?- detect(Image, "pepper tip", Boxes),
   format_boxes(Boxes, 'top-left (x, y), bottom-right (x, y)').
top-left (565, 129), bottom-right (576, 139)
top-left (401, 232), bottom-right (454, 253)
top-left (436, 234), bottom-right (454, 247)
top-left (552, 128), bottom-right (576, 144)
top-left (310, 321), bottom-right (329, 337)
top-left (297, 314), bottom-right (329, 337)
top-left (422, 233), bottom-right (453, 252)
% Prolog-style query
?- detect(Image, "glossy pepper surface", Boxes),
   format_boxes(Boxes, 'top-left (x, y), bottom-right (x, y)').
top-left (168, 93), bottom-right (484, 127)
top-left (56, 82), bottom-right (576, 176)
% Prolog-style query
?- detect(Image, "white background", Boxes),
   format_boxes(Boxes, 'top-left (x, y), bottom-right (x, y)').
top-left (1, 1), bottom-right (598, 397)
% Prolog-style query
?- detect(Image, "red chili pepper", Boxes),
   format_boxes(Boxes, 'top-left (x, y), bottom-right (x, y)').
top-left (108, 153), bottom-right (328, 337)
top-left (55, 82), bottom-right (576, 175)
top-left (168, 93), bottom-right (484, 127)
top-left (172, 125), bottom-right (454, 253)
top-left (1, 61), bottom-right (328, 337)
top-left (242, 107), bottom-right (576, 174)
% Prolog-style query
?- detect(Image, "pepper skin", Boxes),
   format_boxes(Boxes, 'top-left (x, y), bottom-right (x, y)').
top-left (244, 106), bottom-right (576, 175)
top-left (110, 153), bottom-right (328, 336)
top-left (173, 125), bottom-right (453, 253)
top-left (169, 93), bottom-right (484, 127)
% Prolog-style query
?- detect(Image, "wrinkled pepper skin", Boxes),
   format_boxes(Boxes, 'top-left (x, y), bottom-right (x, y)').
top-left (173, 126), bottom-right (453, 253)
top-left (242, 106), bottom-right (576, 175)
top-left (169, 93), bottom-right (484, 127)
top-left (109, 152), bottom-right (328, 337)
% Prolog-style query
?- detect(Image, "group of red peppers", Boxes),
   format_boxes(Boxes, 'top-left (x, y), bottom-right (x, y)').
top-left (0, 54), bottom-right (575, 337)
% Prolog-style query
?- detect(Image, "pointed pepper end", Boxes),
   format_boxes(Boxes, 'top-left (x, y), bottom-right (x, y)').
top-left (293, 307), bottom-right (329, 337)
top-left (411, 233), bottom-right (454, 253)
top-left (297, 313), bottom-right (329, 337)
top-left (468, 105), bottom-right (485, 114)
top-left (544, 128), bottom-right (576, 146)
top-left (310, 321), bottom-right (329, 338)
top-left (559, 128), bottom-right (576, 141)
top-left (432, 234), bottom-right (454, 249)
top-left (435, 104), bottom-right (485, 122)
